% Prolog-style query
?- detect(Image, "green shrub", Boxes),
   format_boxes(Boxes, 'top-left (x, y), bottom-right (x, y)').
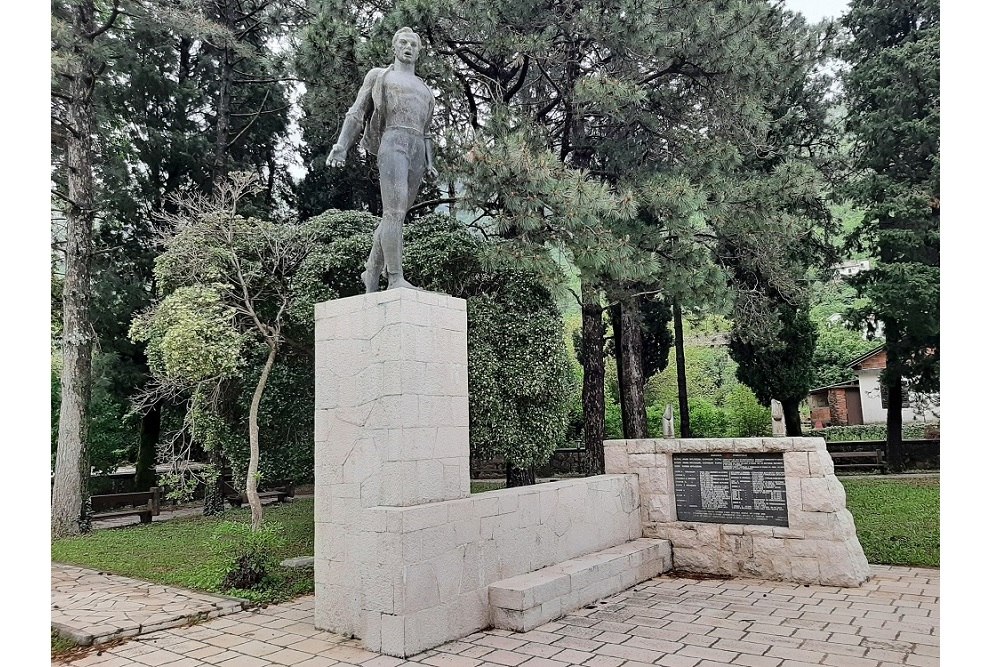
top-left (213, 521), bottom-right (285, 596)
top-left (689, 398), bottom-right (728, 437)
top-left (604, 401), bottom-right (624, 439)
top-left (724, 384), bottom-right (772, 437)
top-left (646, 402), bottom-right (665, 438)
top-left (815, 423), bottom-right (936, 442)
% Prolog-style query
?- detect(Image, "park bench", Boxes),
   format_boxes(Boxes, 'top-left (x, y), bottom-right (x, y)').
top-left (829, 449), bottom-right (888, 474)
top-left (90, 486), bottom-right (162, 524)
top-left (222, 478), bottom-right (295, 508)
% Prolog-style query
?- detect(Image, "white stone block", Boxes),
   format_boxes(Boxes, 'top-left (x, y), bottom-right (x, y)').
top-left (783, 451), bottom-right (811, 478)
top-left (604, 443), bottom-right (628, 473)
top-left (808, 450), bottom-right (835, 477)
top-left (801, 477), bottom-right (843, 513)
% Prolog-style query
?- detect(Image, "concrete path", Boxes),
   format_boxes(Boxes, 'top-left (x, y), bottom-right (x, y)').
top-left (52, 564), bottom-right (245, 647)
top-left (53, 564), bottom-right (938, 666)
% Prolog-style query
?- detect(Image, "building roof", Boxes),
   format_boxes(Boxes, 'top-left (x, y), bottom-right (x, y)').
top-left (808, 379), bottom-right (860, 394)
top-left (845, 344), bottom-right (886, 370)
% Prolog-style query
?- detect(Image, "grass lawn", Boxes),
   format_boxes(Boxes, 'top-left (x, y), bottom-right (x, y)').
top-left (52, 500), bottom-right (315, 604)
top-left (842, 476), bottom-right (940, 568)
top-left (470, 480), bottom-right (505, 493)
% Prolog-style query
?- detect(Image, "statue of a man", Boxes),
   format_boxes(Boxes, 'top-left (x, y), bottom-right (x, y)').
top-left (326, 27), bottom-right (437, 292)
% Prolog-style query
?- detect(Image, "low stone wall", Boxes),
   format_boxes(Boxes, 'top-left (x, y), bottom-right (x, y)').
top-left (605, 437), bottom-right (871, 587)
top-left (322, 474), bottom-right (640, 657)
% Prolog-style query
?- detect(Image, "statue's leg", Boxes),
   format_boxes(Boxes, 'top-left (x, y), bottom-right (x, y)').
top-left (378, 132), bottom-right (420, 290)
top-left (361, 227), bottom-right (383, 293)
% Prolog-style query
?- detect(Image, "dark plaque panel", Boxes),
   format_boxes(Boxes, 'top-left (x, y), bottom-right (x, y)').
top-left (672, 453), bottom-right (788, 526)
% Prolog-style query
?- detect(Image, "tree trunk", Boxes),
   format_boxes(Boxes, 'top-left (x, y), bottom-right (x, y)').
top-left (884, 330), bottom-right (904, 473)
top-left (609, 301), bottom-right (625, 432)
top-left (52, 1), bottom-right (101, 538)
top-left (133, 402), bottom-right (161, 490)
top-left (780, 398), bottom-right (803, 437)
top-left (211, 1), bottom-right (234, 187)
top-left (581, 281), bottom-right (606, 474)
top-left (672, 299), bottom-right (691, 438)
top-left (618, 297), bottom-right (648, 439)
top-left (505, 462), bottom-right (535, 488)
top-left (247, 341), bottom-right (278, 531)
top-left (203, 450), bottom-right (226, 516)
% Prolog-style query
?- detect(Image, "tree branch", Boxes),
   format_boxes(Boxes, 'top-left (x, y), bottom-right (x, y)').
top-left (85, 0), bottom-right (120, 40)
top-left (409, 197), bottom-right (459, 214)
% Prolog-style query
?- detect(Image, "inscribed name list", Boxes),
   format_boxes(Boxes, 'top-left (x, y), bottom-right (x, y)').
top-left (672, 453), bottom-right (789, 527)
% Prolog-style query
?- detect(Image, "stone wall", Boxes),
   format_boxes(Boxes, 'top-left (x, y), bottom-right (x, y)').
top-left (605, 437), bottom-right (871, 587)
top-left (314, 290), bottom-right (641, 657)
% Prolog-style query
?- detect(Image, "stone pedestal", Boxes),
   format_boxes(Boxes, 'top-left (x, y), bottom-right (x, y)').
top-left (605, 438), bottom-right (871, 587)
top-left (314, 289), bottom-right (470, 644)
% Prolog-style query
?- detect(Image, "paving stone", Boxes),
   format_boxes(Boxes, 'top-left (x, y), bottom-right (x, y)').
top-left (52, 566), bottom-right (938, 667)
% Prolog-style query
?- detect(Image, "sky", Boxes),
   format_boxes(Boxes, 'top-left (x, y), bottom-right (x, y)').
top-left (781, 0), bottom-right (850, 23)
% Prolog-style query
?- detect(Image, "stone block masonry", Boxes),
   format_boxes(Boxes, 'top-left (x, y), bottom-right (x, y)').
top-left (314, 290), bottom-right (644, 657)
top-left (605, 437), bottom-right (871, 587)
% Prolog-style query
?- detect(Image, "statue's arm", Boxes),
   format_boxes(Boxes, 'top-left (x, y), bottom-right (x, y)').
top-left (423, 93), bottom-right (437, 180)
top-left (327, 69), bottom-right (379, 166)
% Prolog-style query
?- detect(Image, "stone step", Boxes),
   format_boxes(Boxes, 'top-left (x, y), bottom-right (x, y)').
top-left (488, 537), bottom-right (672, 632)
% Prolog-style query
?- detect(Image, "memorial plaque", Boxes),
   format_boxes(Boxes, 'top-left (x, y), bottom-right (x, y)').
top-left (672, 453), bottom-right (788, 526)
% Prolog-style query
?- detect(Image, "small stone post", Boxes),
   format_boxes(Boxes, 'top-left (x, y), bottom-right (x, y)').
top-left (662, 404), bottom-right (674, 438)
top-left (771, 399), bottom-right (786, 437)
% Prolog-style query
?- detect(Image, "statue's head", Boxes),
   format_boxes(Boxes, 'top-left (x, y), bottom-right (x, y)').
top-left (392, 27), bottom-right (422, 64)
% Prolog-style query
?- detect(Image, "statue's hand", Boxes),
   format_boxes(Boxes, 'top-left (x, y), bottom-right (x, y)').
top-left (326, 144), bottom-right (347, 168)
top-left (425, 166), bottom-right (439, 182)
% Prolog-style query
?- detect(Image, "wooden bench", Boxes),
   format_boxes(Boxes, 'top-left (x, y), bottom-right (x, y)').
top-left (222, 478), bottom-right (295, 508)
top-left (90, 487), bottom-right (162, 523)
top-left (829, 450), bottom-right (888, 474)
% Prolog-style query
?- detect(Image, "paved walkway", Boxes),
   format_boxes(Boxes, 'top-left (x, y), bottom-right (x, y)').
top-left (52, 565), bottom-right (245, 647)
top-left (54, 564), bottom-right (938, 666)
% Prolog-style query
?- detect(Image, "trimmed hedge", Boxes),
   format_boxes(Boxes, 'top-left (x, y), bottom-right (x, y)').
top-left (811, 423), bottom-right (939, 442)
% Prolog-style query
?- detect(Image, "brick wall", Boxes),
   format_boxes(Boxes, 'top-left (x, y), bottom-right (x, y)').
top-left (856, 349), bottom-right (887, 371)
top-left (829, 388), bottom-right (850, 425)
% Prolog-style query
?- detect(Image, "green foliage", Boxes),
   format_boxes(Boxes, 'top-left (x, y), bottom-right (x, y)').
top-left (724, 385), bottom-right (772, 437)
top-left (730, 299), bottom-right (817, 409)
top-left (840, 0), bottom-right (940, 394)
top-left (51, 352), bottom-right (137, 477)
top-left (842, 477), bottom-right (939, 567)
top-left (51, 499), bottom-right (315, 604)
top-left (604, 401), bottom-right (623, 440)
top-left (130, 286), bottom-right (243, 384)
top-left (814, 423), bottom-right (935, 442)
top-left (688, 398), bottom-right (729, 438)
top-left (468, 273), bottom-right (573, 469)
top-left (646, 402), bottom-right (665, 438)
top-left (645, 346), bottom-right (740, 410)
top-left (812, 322), bottom-right (879, 387)
top-left (213, 521), bottom-right (286, 595)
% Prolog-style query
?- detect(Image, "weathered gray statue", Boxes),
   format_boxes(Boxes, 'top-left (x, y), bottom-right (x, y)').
top-left (326, 27), bottom-right (437, 292)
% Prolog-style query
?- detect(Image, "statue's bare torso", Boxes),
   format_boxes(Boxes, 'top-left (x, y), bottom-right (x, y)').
top-left (383, 71), bottom-right (433, 131)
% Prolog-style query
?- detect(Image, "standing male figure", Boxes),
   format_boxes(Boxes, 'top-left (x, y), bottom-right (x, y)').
top-left (327, 27), bottom-right (437, 292)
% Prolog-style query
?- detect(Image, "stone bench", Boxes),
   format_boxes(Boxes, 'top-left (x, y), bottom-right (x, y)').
top-left (489, 538), bottom-right (671, 632)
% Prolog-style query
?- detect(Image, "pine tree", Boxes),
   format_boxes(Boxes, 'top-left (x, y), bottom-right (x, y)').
top-left (840, 0), bottom-right (939, 470)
